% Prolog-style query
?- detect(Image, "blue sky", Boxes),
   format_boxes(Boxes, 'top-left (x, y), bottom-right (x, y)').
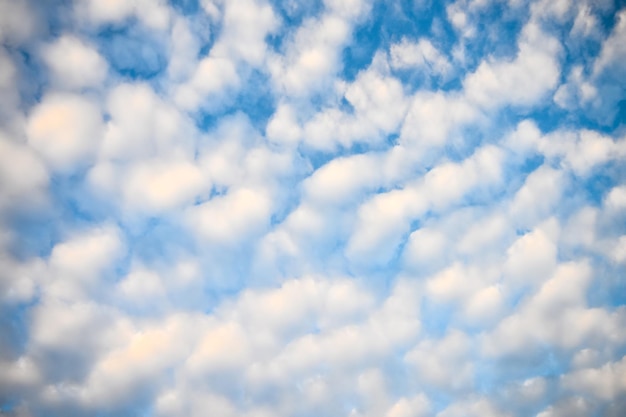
top-left (0, 0), bottom-right (626, 416)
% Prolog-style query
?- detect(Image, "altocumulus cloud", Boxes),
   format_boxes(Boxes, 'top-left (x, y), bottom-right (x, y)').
top-left (1, 0), bottom-right (626, 416)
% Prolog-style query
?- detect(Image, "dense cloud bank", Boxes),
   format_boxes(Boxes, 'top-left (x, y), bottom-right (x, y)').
top-left (1, 0), bottom-right (626, 416)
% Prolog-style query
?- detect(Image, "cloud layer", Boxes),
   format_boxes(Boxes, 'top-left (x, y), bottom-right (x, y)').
top-left (1, 0), bottom-right (625, 416)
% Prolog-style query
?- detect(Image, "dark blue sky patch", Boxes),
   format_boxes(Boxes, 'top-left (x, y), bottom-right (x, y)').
top-left (268, 0), bottom-right (324, 50)
top-left (169, 0), bottom-right (201, 15)
top-left (340, 1), bottom-right (385, 82)
top-left (443, 124), bottom-right (485, 162)
top-left (527, 104), bottom-right (578, 134)
top-left (233, 69), bottom-right (277, 130)
top-left (561, 29), bottom-right (603, 74)
top-left (488, 348), bottom-right (569, 387)
top-left (195, 111), bottom-right (222, 133)
top-left (392, 0), bottom-right (450, 43)
top-left (341, 0), bottom-right (453, 82)
top-left (390, 66), bottom-right (432, 93)
top-left (5, 47), bottom-right (48, 110)
top-left (97, 25), bottom-right (168, 79)
top-left (29, 0), bottom-right (75, 40)
top-left (187, 68), bottom-right (275, 135)
top-left (419, 296), bottom-right (453, 337)
top-left (196, 15), bottom-right (220, 58)
top-left (518, 153), bottom-right (546, 175)
top-left (264, 0), bottom-right (324, 56)
top-left (586, 260), bottom-right (626, 309)
top-left (588, 72), bottom-right (626, 128)
top-left (458, 1), bottom-right (525, 70)
top-left (0, 302), bottom-right (35, 360)
top-left (48, 171), bottom-right (115, 225)
top-left (496, 152), bottom-right (544, 203)
top-left (119, 216), bottom-right (195, 267)
top-left (298, 147), bottom-right (339, 171)
top-left (578, 167), bottom-right (621, 206)
top-left (4, 207), bottom-right (59, 260)
top-left (596, 1), bottom-right (625, 35)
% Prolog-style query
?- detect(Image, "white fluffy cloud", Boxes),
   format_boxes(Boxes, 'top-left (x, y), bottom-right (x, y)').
top-left (45, 225), bottom-right (124, 301)
top-left (268, 0), bottom-right (372, 97)
top-left (346, 144), bottom-right (503, 264)
top-left (75, 0), bottom-right (171, 29)
top-left (553, 65), bottom-right (597, 109)
top-left (484, 260), bottom-right (626, 357)
top-left (186, 186), bottom-right (273, 244)
top-left (27, 93), bottom-right (103, 170)
top-left (406, 330), bottom-right (474, 392)
top-left (175, 56), bottom-right (240, 110)
top-left (0, 133), bottom-right (48, 207)
top-left (561, 355), bottom-right (626, 401)
top-left (464, 22), bottom-right (561, 108)
top-left (592, 9), bottom-right (626, 78)
top-left (400, 90), bottom-right (478, 149)
top-left (210, 0), bottom-right (278, 65)
top-left (0, 0), bottom-right (36, 44)
top-left (301, 62), bottom-right (409, 150)
top-left (122, 159), bottom-right (207, 212)
top-left (508, 120), bottom-right (626, 176)
top-left (41, 35), bottom-right (108, 90)
top-left (508, 165), bottom-right (564, 229)
top-left (101, 82), bottom-right (194, 161)
top-left (390, 38), bottom-right (452, 77)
